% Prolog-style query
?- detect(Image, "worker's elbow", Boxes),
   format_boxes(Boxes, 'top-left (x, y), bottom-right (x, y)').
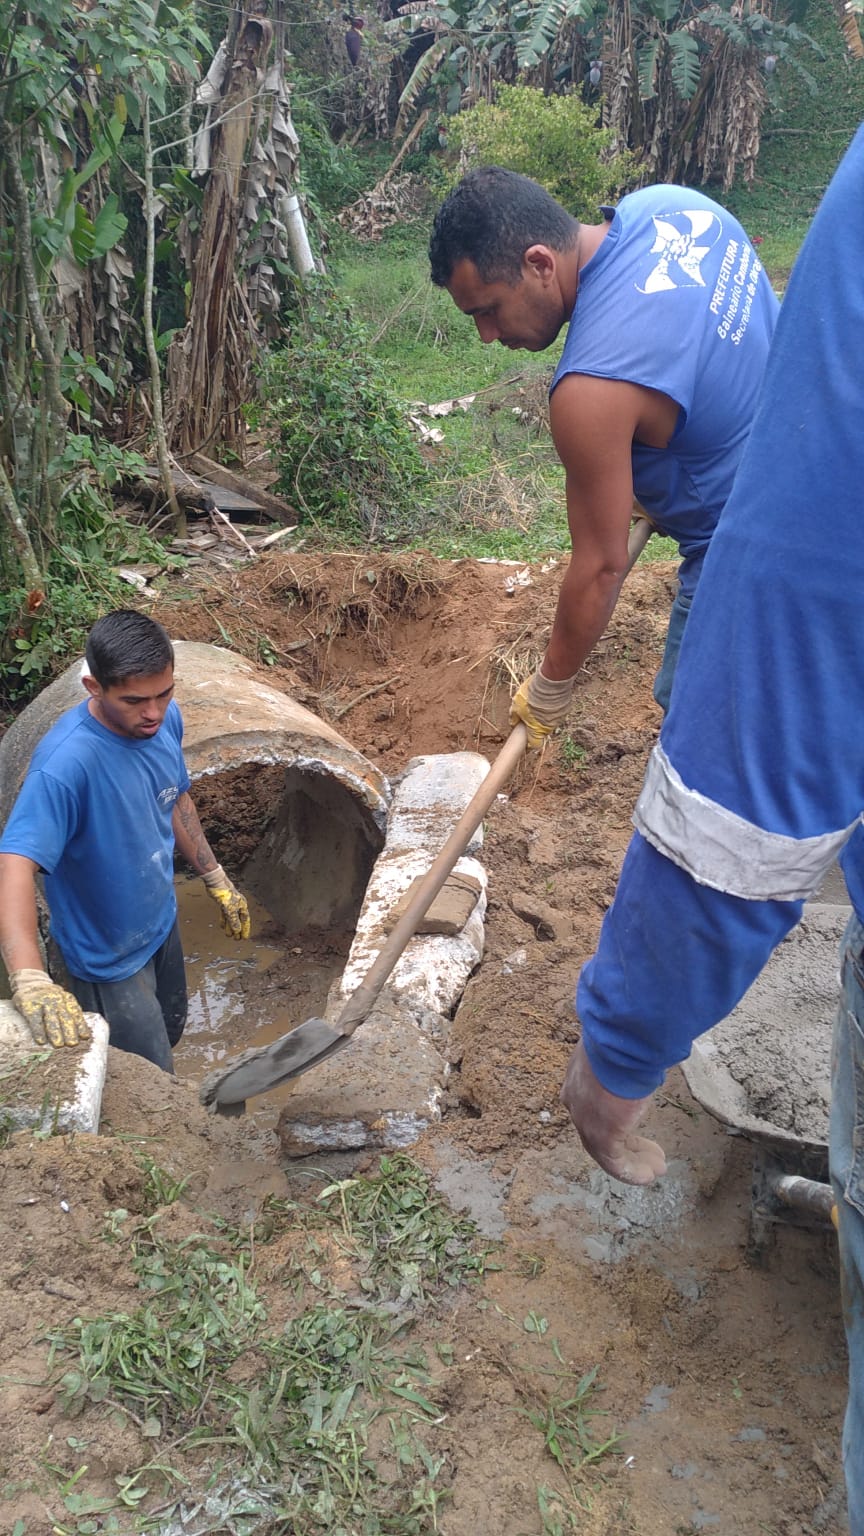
top-left (580, 558), bottom-right (629, 593)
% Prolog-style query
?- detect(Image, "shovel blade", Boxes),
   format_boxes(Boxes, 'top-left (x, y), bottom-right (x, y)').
top-left (198, 1017), bottom-right (349, 1108)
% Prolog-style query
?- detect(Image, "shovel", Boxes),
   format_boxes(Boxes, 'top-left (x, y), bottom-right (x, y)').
top-left (199, 515), bottom-right (653, 1112)
top-left (199, 722), bottom-right (529, 1110)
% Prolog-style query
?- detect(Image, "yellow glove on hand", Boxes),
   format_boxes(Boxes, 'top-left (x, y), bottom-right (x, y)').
top-left (203, 865), bottom-right (251, 940)
top-left (9, 968), bottom-right (91, 1049)
top-left (509, 668), bottom-right (578, 750)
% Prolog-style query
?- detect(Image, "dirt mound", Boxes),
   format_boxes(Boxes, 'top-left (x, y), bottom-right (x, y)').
top-left (155, 548), bottom-right (673, 772)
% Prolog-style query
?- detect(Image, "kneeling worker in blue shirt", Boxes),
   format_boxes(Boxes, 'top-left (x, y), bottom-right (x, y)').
top-left (0, 609), bottom-right (250, 1072)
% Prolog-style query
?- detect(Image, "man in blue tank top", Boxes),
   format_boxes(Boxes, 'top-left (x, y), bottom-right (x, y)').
top-left (0, 610), bottom-right (250, 1072)
top-left (429, 168), bottom-right (778, 730)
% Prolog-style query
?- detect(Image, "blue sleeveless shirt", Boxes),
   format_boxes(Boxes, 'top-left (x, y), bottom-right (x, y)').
top-left (551, 185), bottom-right (779, 592)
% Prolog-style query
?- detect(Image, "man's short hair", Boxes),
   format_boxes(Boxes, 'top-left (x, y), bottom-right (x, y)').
top-left (86, 610), bottom-right (174, 689)
top-left (429, 166), bottom-right (580, 287)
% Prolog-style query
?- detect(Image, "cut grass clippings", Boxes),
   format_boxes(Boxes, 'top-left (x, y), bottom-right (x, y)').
top-left (41, 1152), bottom-right (620, 1534)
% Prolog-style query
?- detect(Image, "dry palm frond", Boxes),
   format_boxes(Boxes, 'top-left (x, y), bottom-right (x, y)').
top-left (838, 5), bottom-right (864, 58)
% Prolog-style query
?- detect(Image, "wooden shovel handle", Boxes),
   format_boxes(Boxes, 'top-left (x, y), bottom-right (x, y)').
top-left (335, 723), bottom-right (528, 1037)
top-left (625, 514), bottom-right (653, 574)
top-left (334, 520), bottom-right (649, 1040)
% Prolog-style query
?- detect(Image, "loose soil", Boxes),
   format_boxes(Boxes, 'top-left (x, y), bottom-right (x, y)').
top-left (0, 552), bottom-right (847, 1535)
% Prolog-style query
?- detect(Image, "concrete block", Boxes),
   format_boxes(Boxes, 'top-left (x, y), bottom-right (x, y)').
top-left (387, 869), bottom-right (482, 935)
top-left (0, 1002), bottom-right (110, 1134)
top-left (337, 751), bottom-right (491, 1025)
top-left (277, 992), bottom-right (446, 1156)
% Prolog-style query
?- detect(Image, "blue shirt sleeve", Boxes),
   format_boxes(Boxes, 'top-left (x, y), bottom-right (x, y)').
top-left (0, 769), bottom-right (80, 874)
top-left (169, 704), bottom-right (191, 796)
top-left (577, 832), bottom-right (802, 1098)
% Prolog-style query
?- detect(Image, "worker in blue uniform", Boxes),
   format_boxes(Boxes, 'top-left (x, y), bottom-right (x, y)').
top-left (430, 167), bottom-right (778, 718)
top-left (0, 611), bottom-right (250, 1072)
top-left (559, 127), bottom-right (864, 1527)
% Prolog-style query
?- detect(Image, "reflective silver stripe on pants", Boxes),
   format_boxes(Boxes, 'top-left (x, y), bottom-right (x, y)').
top-left (633, 742), bottom-right (861, 901)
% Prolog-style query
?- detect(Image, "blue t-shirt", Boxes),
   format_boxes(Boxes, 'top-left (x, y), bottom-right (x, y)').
top-left (551, 185), bottom-right (779, 592)
top-left (0, 699), bottom-right (190, 982)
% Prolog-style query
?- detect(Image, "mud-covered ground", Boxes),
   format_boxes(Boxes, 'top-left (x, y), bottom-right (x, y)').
top-left (0, 552), bottom-right (848, 1535)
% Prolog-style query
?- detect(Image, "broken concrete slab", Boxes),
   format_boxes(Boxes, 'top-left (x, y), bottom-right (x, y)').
top-left (277, 993), bottom-right (447, 1156)
top-left (0, 1002), bottom-right (110, 1134)
top-left (335, 751), bottom-right (490, 1022)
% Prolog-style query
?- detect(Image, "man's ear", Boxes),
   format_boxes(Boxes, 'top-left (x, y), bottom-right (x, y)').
top-left (81, 674), bottom-right (101, 702)
top-left (523, 244), bottom-right (556, 281)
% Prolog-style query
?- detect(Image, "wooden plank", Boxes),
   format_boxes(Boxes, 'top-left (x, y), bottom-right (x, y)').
top-left (187, 452), bottom-right (297, 523)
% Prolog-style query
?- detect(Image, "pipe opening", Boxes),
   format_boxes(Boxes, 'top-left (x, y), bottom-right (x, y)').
top-left (174, 759), bottom-right (385, 1098)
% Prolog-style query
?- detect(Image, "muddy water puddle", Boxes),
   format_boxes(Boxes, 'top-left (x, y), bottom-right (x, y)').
top-left (172, 876), bottom-right (349, 1119)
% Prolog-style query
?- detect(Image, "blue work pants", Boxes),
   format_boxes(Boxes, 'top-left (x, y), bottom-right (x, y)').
top-left (64, 920), bottom-right (187, 1074)
top-left (653, 586), bottom-right (694, 714)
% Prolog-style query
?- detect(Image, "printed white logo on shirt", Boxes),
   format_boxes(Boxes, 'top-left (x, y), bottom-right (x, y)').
top-left (637, 210), bottom-right (723, 294)
top-left (157, 784), bottom-right (181, 808)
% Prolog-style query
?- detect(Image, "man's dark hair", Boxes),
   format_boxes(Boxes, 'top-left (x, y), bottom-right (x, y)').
top-left (86, 610), bottom-right (174, 688)
top-left (429, 166), bottom-right (580, 287)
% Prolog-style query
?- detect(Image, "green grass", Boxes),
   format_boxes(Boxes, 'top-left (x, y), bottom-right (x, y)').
top-left (38, 1153), bottom-right (620, 1535)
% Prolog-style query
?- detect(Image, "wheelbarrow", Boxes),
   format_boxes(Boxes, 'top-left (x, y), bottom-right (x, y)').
top-left (679, 902), bottom-right (848, 1255)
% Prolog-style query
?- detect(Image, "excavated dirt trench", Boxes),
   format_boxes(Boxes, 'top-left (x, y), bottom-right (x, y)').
top-left (0, 553), bottom-right (850, 1536)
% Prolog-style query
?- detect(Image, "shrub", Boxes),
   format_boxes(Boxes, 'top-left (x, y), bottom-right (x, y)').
top-left (448, 85), bottom-right (635, 218)
top-left (255, 286), bottom-right (432, 542)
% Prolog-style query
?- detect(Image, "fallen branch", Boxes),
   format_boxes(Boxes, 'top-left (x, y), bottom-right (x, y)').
top-left (208, 505), bottom-right (256, 554)
top-left (185, 451), bottom-right (297, 522)
top-left (332, 674), bottom-right (400, 719)
top-left (380, 110), bottom-right (429, 188)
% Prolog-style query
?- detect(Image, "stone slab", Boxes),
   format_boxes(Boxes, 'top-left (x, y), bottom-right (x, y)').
top-left (387, 869), bottom-right (482, 936)
top-left (337, 752), bottom-right (490, 1021)
top-left (277, 993), bottom-right (447, 1156)
top-left (0, 1002), bottom-right (110, 1134)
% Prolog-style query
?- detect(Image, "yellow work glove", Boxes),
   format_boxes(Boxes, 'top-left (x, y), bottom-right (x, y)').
top-left (9, 968), bottom-right (91, 1049)
top-left (202, 865), bottom-right (251, 940)
top-left (509, 667), bottom-right (578, 750)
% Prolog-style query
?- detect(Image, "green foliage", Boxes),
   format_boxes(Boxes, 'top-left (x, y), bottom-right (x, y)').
top-left (1, 571), bottom-right (131, 707)
top-left (518, 0), bottom-right (596, 69)
top-left (722, 0), bottom-right (864, 282)
top-left (45, 1155), bottom-right (484, 1531)
top-left (0, 0), bottom-right (209, 600)
top-left (558, 733), bottom-right (588, 774)
top-left (667, 28), bottom-right (701, 99)
top-left (0, 436), bottom-right (179, 708)
top-left (137, 1155), bottom-right (190, 1211)
top-left (254, 286), bottom-right (432, 541)
top-left (520, 1361), bottom-right (620, 1480)
top-left (447, 85), bottom-right (635, 216)
top-left (292, 77), bottom-right (368, 215)
top-left (317, 1151), bottom-right (490, 1301)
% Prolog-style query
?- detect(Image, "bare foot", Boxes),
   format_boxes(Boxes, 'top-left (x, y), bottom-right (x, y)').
top-left (560, 1039), bottom-right (667, 1186)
